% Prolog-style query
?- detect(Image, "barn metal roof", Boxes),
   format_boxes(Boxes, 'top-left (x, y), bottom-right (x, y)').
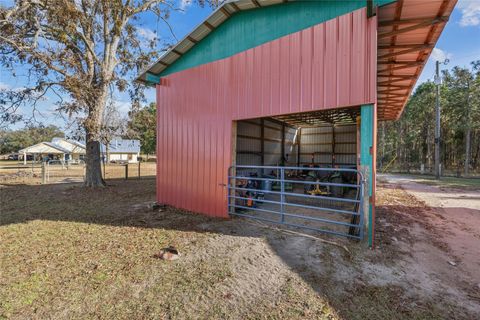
top-left (136, 0), bottom-right (295, 84)
top-left (137, 0), bottom-right (457, 122)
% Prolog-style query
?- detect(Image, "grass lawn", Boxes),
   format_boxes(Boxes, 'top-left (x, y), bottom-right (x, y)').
top-left (1, 179), bottom-right (478, 319)
top-left (0, 179), bottom-right (336, 319)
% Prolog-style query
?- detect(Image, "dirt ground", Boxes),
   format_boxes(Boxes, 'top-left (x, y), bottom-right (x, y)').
top-left (1, 176), bottom-right (479, 319)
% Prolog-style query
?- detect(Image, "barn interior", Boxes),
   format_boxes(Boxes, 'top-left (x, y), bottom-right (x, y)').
top-left (231, 107), bottom-right (364, 238)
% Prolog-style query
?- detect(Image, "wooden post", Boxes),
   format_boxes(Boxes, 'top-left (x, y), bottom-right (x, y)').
top-left (138, 161), bottom-right (141, 179)
top-left (41, 161), bottom-right (46, 184)
top-left (125, 164), bottom-right (128, 180)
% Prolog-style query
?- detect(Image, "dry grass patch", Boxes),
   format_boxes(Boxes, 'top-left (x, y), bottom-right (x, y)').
top-left (0, 180), bottom-right (336, 319)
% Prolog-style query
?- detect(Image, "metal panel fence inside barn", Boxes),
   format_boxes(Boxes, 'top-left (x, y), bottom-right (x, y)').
top-left (136, 0), bottom-right (456, 246)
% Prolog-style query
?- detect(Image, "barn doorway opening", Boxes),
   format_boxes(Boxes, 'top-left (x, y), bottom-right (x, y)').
top-left (229, 107), bottom-right (365, 239)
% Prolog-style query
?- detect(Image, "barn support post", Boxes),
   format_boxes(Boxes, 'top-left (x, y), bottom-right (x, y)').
top-left (360, 104), bottom-right (375, 247)
top-left (229, 121), bottom-right (238, 215)
top-left (260, 119), bottom-right (265, 175)
top-left (281, 123), bottom-right (286, 166)
top-left (332, 125), bottom-right (336, 167)
top-left (297, 128), bottom-right (301, 167)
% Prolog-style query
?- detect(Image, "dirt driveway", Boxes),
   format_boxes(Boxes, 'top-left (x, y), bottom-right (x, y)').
top-left (1, 177), bottom-right (479, 319)
top-left (379, 174), bottom-right (480, 283)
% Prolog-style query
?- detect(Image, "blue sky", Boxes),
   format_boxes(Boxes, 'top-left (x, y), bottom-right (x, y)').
top-left (1, 0), bottom-right (479, 132)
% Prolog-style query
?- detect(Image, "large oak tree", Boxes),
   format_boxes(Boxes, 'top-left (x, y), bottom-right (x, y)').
top-left (0, 0), bottom-right (191, 186)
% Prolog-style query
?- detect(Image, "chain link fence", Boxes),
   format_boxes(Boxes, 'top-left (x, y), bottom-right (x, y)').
top-left (0, 161), bottom-right (156, 185)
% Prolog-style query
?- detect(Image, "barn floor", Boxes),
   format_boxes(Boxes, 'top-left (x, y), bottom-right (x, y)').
top-left (1, 177), bottom-right (479, 319)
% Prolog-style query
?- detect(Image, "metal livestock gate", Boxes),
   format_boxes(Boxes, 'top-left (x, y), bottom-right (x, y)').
top-left (228, 165), bottom-right (365, 239)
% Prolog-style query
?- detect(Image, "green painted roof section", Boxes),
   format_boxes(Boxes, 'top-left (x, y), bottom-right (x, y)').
top-left (160, 0), bottom-right (395, 77)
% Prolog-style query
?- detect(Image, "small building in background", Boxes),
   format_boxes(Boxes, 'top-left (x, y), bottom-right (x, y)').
top-left (18, 137), bottom-right (141, 164)
top-left (100, 138), bottom-right (141, 163)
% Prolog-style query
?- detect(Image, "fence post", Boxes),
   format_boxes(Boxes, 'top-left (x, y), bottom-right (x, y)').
top-left (138, 161), bottom-right (141, 179)
top-left (280, 167), bottom-right (285, 223)
top-left (125, 164), bottom-right (128, 180)
top-left (41, 162), bottom-right (46, 184)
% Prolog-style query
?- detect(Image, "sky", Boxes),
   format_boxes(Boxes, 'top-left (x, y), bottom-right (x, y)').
top-left (0, 0), bottom-right (479, 132)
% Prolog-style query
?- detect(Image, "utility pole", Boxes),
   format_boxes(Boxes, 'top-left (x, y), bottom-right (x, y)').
top-left (434, 61), bottom-right (441, 179)
top-left (464, 79), bottom-right (471, 177)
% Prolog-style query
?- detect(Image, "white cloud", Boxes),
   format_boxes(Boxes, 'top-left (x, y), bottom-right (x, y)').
top-left (457, 0), bottom-right (480, 27)
top-left (0, 82), bottom-right (28, 93)
top-left (110, 99), bottom-right (131, 116)
top-left (179, 0), bottom-right (192, 11)
top-left (0, 81), bottom-right (10, 91)
top-left (431, 48), bottom-right (452, 62)
top-left (137, 26), bottom-right (157, 42)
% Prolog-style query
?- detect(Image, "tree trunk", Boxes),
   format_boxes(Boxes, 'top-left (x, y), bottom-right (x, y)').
top-left (85, 130), bottom-right (106, 187)
top-left (84, 84), bottom-right (108, 187)
top-left (464, 127), bottom-right (471, 176)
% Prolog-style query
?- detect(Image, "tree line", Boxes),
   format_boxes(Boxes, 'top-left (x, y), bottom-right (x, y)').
top-left (378, 61), bottom-right (480, 176)
top-left (0, 125), bottom-right (64, 155)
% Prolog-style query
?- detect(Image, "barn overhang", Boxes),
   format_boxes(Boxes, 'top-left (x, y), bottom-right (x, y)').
top-left (377, 0), bottom-right (457, 120)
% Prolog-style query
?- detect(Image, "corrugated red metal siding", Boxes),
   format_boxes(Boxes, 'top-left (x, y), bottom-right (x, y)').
top-left (156, 8), bottom-right (377, 217)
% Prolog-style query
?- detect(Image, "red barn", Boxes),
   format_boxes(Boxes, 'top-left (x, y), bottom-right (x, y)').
top-left (137, 0), bottom-right (456, 246)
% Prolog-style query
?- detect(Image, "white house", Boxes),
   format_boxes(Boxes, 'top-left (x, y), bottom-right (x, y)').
top-left (18, 138), bottom-right (85, 164)
top-left (19, 137), bottom-right (141, 164)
